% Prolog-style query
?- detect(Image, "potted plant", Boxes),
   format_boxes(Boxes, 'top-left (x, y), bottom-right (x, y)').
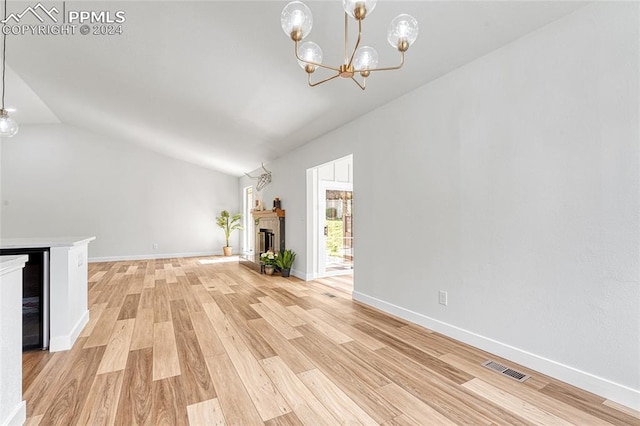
top-left (216, 210), bottom-right (242, 256)
top-left (260, 250), bottom-right (278, 275)
top-left (275, 249), bottom-right (296, 277)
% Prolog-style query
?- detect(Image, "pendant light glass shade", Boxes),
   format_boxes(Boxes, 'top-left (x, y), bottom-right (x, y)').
top-left (281, 1), bottom-right (313, 41)
top-left (353, 46), bottom-right (379, 71)
top-left (387, 14), bottom-right (419, 51)
top-left (0, 110), bottom-right (18, 137)
top-left (297, 41), bottom-right (323, 71)
top-left (343, 0), bottom-right (377, 20)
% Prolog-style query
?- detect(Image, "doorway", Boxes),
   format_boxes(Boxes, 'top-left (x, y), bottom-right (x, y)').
top-left (307, 155), bottom-right (354, 281)
top-left (320, 182), bottom-right (353, 275)
top-left (242, 186), bottom-right (254, 256)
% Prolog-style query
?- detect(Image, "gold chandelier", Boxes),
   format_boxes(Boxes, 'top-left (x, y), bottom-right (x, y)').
top-left (281, 0), bottom-right (418, 90)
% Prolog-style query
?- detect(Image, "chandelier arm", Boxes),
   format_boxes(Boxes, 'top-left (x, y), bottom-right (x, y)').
top-left (294, 41), bottom-right (340, 73)
top-left (308, 72), bottom-right (341, 87)
top-left (350, 76), bottom-right (366, 91)
top-left (347, 18), bottom-right (363, 68)
top-left (356, 51), bottom-right (406, 73)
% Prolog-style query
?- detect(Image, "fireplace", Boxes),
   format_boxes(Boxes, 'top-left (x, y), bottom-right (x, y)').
top-left (240, 208), bottom-right (285, 272)
top-left (258, 228), bottom-right (275, 253)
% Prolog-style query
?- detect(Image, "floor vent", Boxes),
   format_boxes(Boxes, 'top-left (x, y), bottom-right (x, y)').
top-left (482, 360), bottom-right (530, 383)
top-left (323, 292), bottom-right (337, 298)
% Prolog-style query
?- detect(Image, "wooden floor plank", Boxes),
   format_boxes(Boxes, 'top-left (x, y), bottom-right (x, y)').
top-left (206, 305), bottom-right (291, 421)
top-left (260, 356), bottom-right (339, 426)
top-left (463, 378), bottom-right (573, 426)
top-left (308, 307), bottom-right (386, 351)
top-left (97, 318), bottom-right (135, 374)
top-left (189, 310), bottom-right (226, 357)
top-left (83, 307), bottom-right (120, 348)
top-left (24, 415), bottom-right (44, 426)
top-left (186, 398), bottom-right (226, 426)
top-left (258, 295), bottom-right (307, 327)
top-left (603, 399), bottom-right (640, 420)
top-left (287, 305), bottom-right (353, 344)
top-left (249, 318), bottom-right (316, 374)
top-left (118, 293), bottom-right (141, 320)
top-left (378, 382), bottom-right (458, 425)
top-left (251, 302), bottom-right (304, 340)
top-left (115, 348), bottom-right (154, 425)
top-left (130, 307), bottom-right (155, 351)
top-left (264, 412), bottom-right (305, 426)
top-left (298, 368), bottom-right (378, 425)
top-left (153, 321), bottom-right (181, 381)
top-left (204, 354), bottom-right (263, 426)
top-left (76, 370), bottom-right (125, 425)
top-left (79, 302), bottom-right (108, 338)
top-left (39, 346), bottom-right (105, 425)
top-left (153, 376), bottom-right (189, 426)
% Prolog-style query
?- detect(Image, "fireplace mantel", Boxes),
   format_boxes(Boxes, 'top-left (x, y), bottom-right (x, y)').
top-left (251, 208), bottom-right (285, 219)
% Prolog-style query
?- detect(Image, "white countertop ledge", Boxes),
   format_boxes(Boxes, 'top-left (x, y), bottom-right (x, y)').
top-left (0, 236), bottom-right (96, 249)
top-left (0, 255), bottom-right (29, 275)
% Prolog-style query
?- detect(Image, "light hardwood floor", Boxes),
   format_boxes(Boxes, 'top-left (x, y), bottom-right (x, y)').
top-left (23, 257), bottom-right (639, 425)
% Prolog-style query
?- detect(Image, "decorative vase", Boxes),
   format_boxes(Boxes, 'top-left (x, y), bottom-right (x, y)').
top-left (281, 268), bottom-right (291, 277)
top-left (264, 265), bottom-right (275, 275)
top-left (222, 246), bottom-right (233, 256)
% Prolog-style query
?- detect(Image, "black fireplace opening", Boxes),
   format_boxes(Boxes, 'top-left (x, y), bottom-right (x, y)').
top-left (258, 228), bottom-right (275, 254)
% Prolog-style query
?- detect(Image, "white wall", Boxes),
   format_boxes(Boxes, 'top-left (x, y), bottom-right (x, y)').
top-left (241, 3), bottom-right (640, 408)
top-left (1, 124), bottom-right (240, 260)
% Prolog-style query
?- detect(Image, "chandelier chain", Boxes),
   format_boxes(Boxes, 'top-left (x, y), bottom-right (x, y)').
top-left (2, 0), bottom-right (7, 110)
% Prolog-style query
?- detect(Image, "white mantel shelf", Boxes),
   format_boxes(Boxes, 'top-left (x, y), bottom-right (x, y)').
top-left (0, 236), bottom-right (96, 352)
top-left (0, 236), bottom-right (96, 249)
top-left (0, 255), bottom-right (28, 275)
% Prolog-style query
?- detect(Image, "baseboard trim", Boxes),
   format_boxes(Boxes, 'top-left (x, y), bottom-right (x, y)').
top-left (352, 291), bottom-right (640, 411)
top-left (89, 251), bottom-right (220, 263)
top-left (49, 309), bottom-right (89, 352)
top-left (292, 268), bottom-right (312, 281)
top-left (1, 401), bottom-right (26, 426)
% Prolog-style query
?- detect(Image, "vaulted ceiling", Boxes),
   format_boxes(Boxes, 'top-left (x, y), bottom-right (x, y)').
top-left (7, 1), bottom-right (585, 176)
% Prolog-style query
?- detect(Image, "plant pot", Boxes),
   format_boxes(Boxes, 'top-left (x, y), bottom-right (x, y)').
top-left (222, 246), bottom-right (233, 256)
top-left (281, 268), bottom-right (291, 277)
top-left (264, 265), bottom-right (275, 275)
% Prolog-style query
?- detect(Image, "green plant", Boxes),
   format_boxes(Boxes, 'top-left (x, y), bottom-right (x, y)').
top-left (216, 210), bottom-right (242, 247)
top-left (326, 219), bottom-right (343, 256)
top-left (275, 249), bottom-right (296, 270)
top-left (260, 250), bottom-right (278, 266)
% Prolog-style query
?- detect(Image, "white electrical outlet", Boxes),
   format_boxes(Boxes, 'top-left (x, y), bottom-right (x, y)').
top-left (439, 290), bottom-right (448, 306)
top-left (153, 243), bottom-right (158, 250)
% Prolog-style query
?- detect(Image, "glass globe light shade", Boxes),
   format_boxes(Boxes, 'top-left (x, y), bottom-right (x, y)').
top-left (0, 111), bottom-right (18, 137)
top-left (343, 0), bottom-right (377, 20)
top-left (281, 1), bottom-right (313, 41)
top-left (353, 46), bottom-right (379, 71)
top-left (297, 41), bottom-right (323, 71)
top-left (387, 14), bottom-right (419, 51)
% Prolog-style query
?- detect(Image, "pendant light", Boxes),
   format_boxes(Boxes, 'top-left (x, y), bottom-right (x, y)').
top-left (0, 0), bottom-right (18, 137)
